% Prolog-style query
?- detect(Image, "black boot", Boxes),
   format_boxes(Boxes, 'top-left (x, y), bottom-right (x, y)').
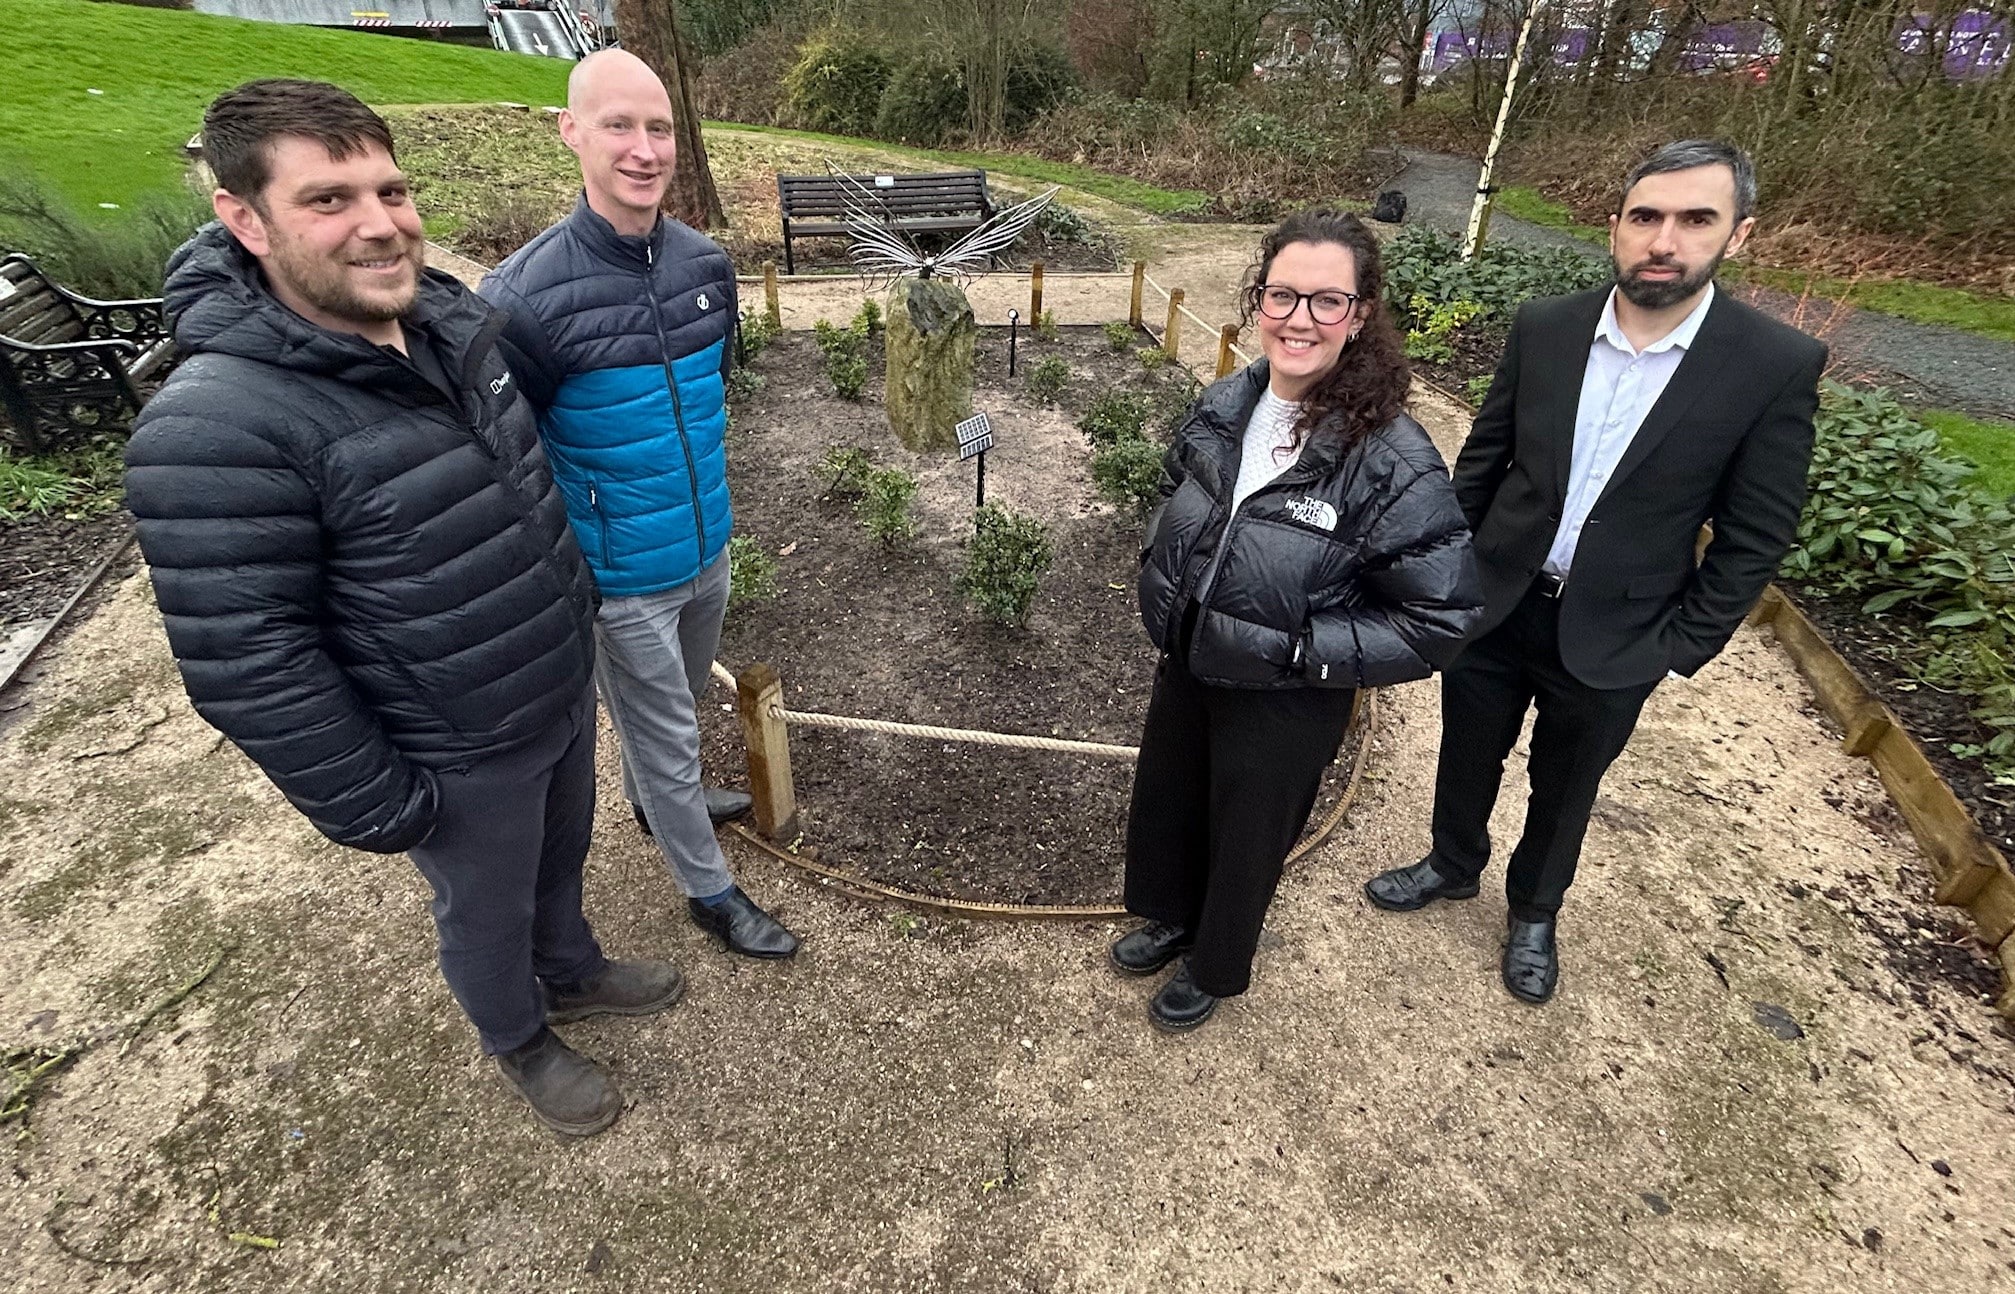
top-left (1109, 921), bottom-right (1193, 976)
top-left (1147, 961), bottom-right (1218, 1032)
top-left (494, 1027), bottom-right (623, 1137)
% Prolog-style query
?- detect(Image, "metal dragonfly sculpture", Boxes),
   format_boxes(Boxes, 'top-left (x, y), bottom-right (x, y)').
top-left (827, 164), bottom-right (1060, 285)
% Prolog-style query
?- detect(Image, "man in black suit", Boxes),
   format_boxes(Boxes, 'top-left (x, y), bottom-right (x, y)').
top-left (1365, 140), bottom-right (1827, 1003)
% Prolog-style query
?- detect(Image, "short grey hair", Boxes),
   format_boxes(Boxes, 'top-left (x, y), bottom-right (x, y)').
top-left (1619, 140), bottom-right (1757, 224)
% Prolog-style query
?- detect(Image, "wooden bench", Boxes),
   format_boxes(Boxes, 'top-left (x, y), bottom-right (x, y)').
top-left (776, 170), bottom-right (996, 275)
top-left (0, 253), bottom-right (175, 451)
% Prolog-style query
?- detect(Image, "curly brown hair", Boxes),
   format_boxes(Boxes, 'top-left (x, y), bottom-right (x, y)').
top-left (1240, 208), bottom-right (1411, 454)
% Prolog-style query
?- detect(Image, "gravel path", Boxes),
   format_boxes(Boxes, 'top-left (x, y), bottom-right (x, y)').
top-left (1390, 150), bottom-right (2015, 421)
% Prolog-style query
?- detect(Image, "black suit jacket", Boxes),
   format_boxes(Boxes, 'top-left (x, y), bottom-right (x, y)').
top-left (1453, 286), bottom-right (1827, 689)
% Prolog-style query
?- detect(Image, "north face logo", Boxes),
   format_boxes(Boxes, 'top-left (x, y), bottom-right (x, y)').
top-left (1285, 497), bottom-right (1338, 531)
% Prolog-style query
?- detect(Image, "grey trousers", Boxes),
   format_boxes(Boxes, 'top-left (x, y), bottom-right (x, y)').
top-left (408, 687), bottom-right (606, 1054)
top-left (594, 552), bottom-right (737, 899)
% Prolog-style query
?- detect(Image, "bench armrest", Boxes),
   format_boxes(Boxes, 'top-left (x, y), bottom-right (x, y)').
top-left (0, 253), bottom-right (168, 347)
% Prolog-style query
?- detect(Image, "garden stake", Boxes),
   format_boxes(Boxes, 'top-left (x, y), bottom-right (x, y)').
top-left (1165, 289), bottom-right (1184, 361)
top-left (1030, 262), bottom-right (1044, 321)
top-left (1007, 309), bottom-right (1019, 377)
top-left (1217, 324), bottom-right (1239, 378)
top-left (1130, 261), bottom-right (1146, 327)
top-left (762, 260), bottom-right (781, 329)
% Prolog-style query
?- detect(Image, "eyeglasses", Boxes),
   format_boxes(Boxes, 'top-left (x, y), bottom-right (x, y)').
top-left (1254, 284), bottom-right (1360, 326)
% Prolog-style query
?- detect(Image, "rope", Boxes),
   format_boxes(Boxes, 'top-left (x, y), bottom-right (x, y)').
top-left (774, 706), bottom-right (1139, 759)
top-left (1142, 272), bottom-right (1170, 300)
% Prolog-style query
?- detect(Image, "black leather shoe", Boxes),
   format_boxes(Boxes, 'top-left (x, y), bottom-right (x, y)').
top-left (1501, 916), bottom-right (1559, 1004)
top-left (632, 789), bottom-right (756, 837)
top-left (545, 958), bottom-right (685, 1025)
top-left (1363, 856), bottom-right (1481, 911)
top-left (688, 887), bottom-right (800, 959)
top-left (1110, 921), bottom-right (1194, 976)
top-left (1148, 962), bottom-right (1218, 1032)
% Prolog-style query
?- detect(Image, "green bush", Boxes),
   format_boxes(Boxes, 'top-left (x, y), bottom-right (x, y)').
top-left (1079, 389), bottom-right (1155, 447)
top-left (1382, 226), bottom-right (1608, 333)
top-left (1404, 295), bottom-right (1484, 364)
top-left (1136, 345), bottom-right (1173, 371)
top-left (1784, 383), bottom-right (2015, 776)
top-left (853, 298), bottom-right (881, 334)
top-left (958, 503), bottom-right (1052, 626)
top-left (739, 307), bottom-right (781, 361)
top-left (814, 317), bottom-right (871, 401)
top-left (726, 367), bottom-right (765, 403)
top-left (1103, 320), bottom-right (1136, 352)
top-left (1090, 437), bottom-right (1165, 515)
top-left (1029, 202), bottom-right (1095, 248)
top-left (820, 445), bottom-right (874, 498)
top-left (0, 175), bottom-right (207, 299)
top-left (726, 534), bottom-right (781, 608)
top-left (782, 34), bottom-right (893, 135)
top-left (875, 54), bottom-right (967, 146)
top-left (1025, 356), bottom-right (1070, 403)
top-left (1464, 375), bottom-right (1494, 407)
top-left (1002, 43), bottom-right (1079, 133)
top-left (0, 456), bottom-right (82, 522)
top-left (1033, 309), bottom-right (1059, 343)
top-left (857, 466), bottom-right (919, 546)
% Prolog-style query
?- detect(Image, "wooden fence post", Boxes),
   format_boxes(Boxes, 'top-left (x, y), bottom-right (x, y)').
top-left (1164, 288), bottom-right (1184, 361)
top-left (1030, 261), bottom-right (1045, 320)
top-left (1130, 261), bottom-right (1146, 327)
top-left (736, 661), bottom-right (799, 842)
top-left (762, 260), bottom-right (781, 330)
top-left (1216, 324), bottom-right (1238, 378)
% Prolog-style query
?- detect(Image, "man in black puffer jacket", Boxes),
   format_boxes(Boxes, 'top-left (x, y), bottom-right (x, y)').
top-left (126, 81), bottom-right (679, 1138)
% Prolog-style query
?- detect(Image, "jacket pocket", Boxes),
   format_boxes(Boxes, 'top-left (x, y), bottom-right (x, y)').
top-left (1625, 570), bottom-right (1692, 600)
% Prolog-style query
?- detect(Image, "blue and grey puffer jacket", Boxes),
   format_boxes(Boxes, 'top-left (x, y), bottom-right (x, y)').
top-left (480, 197), bottom-right (736, 598)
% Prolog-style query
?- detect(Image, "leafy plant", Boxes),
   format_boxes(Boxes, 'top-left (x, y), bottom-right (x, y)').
top-left (814, 317), bottom-right (871, 401)
top-left (958, 504), bottom-right (1052, 626)
top-left (1104, 320), bottom-right (1137, 352)
top-left (819, 445), bottom-right (874, 499)
top-left (781, 34), bottom-right (892, 135)
top-left (1404, 295), bottom-right (1484, 365)
top-left (1033, 310), bottom-right (1060, 343)
top-left (857, 467), bottom-right (919, 547)
top-left (739, 307), bottom-right (780, 361)
top-left (1136, 345), bottom-right (1173, 371)
top-left (1090, 437), bottom-right (1166, 515)
top-left (726, 367), bottom-right (765, 403)
top-left (1381, 226), bottom-right (1608, 333)
top-left (1079, 390), bottom-right (1155, 447)
top-left (1025, 356), bottom-right (1070, 404)
top-left (854, 298), bottom-right (882, 335)
top-left (726, 534), bottom-right (781, 608)
top-left (1464, 375), bottom-right (1495, 407)
top-left (0, 457), bottom-right (83, 522)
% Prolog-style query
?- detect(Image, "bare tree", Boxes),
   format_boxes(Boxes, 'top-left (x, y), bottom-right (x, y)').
top-left (614, 0), bottom-right (728, 230)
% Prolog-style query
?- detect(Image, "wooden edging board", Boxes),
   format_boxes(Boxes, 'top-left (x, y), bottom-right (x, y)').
top-left (1412, 372), bottom-right (2015, 1017)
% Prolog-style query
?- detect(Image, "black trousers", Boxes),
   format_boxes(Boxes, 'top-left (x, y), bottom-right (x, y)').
top-left (408, 686), bottom-right (607, 1054)
top-left (1429, 585), bottom-right (1658, 919)
top-left (1125, 656), bottom-right (1357, 997)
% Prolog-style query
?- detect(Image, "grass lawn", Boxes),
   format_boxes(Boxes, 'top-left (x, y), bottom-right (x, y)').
top-left (1744, 268), bottom-right (2015, 345)
top-left (1922, 409), bottom-right (2015, 497)
top-left (1492, 185), bottom-right (1607, 245)
top-left (4, 0), bottom-right (569, 211)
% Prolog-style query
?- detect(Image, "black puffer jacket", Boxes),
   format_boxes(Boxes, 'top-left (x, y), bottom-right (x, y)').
top-left (125, 225), bottom-right (597, 853)
top-left (1138, 362), bottom-right (1483, 689)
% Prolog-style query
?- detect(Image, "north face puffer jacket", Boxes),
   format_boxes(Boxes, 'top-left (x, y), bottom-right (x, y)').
top-left (125, 225), bottom-right (598, 853)
top-left (1138, 362), bottom-right (1483, 689)
top-left (480, 197), bottom-right (737, 598)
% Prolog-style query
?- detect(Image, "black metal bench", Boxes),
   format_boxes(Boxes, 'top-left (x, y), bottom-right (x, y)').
top-left (0, 253), bottom-right (175, 451)
top-left (776, 170), bottom-right (996, 275)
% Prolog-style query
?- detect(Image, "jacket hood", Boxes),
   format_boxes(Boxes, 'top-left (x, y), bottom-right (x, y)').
top-left (163, 222), bottom-right (501, 386)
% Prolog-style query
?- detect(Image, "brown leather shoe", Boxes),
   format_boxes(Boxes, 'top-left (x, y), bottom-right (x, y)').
top-left (494, 1028), bottom-right (622, 1137)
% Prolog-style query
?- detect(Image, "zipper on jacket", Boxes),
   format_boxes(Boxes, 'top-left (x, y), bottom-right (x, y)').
top-left (646, 241), bottom-right (709, 560)
top-left (588, 482), bottom-right (612, 566)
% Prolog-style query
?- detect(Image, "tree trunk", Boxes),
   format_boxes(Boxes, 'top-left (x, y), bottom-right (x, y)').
top-left (1399, 0), bottom-right (1434, 108)
top-left (614, 0), bottom-right (727, 231)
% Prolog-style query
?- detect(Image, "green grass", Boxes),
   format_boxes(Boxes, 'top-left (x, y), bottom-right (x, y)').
top-left (1921, 408), bottom-right (2015, 497)
top-left (710, 121), bottom-right (1212, 216)
top-left (4, 0), bottom-right (570, 212)
top-left (1492, 184), bottom-right (1607, 244)
top-left (1743, 267), bottom-right (2015, 344)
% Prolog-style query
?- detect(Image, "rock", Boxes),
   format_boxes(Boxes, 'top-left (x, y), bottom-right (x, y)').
top-left (1751, 1001), bottom-right (1805, 1040)
top-left (884, 277), bottom-right (975, 452)
top-left (586, 1239), bottom-right (612, 1273)
top-left (1640, 1191), bottom-right (1673, 1216)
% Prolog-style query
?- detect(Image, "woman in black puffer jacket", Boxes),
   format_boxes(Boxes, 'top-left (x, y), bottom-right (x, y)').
top-left (1112, 209), bottom-right (1484, 1031)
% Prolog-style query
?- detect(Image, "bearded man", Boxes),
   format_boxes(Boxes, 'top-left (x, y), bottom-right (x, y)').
top-left (126, 80), bottom-right (682, 1137)
top-left (1363, 140), bottom-right (1827, 1004)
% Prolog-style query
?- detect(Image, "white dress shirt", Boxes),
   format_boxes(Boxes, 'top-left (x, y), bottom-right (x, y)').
top-left (1544, 284), bottom-right (1715, 576)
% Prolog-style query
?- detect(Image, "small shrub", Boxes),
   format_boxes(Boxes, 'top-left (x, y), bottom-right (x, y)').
top-left (1382, 226), bottom-right (1608, 332)
top-left (857, 467), bottom-right (919, 546)
top-left (820, 445), bottom-right (874, 498)
top-left (814, 317), bottom-right (871, 401)
top-left (781, 34), bottom-right (893, 135)
top-left (1025, 356), bottom-right (1070, 403)
top-left (1079, 390), bottom-right (1155, 446)
top-left (1103, 320), bottom-right (1136, 352)
top-left (1033, 310), bottom-right (1060, 343)
top-left (726, 367), bottom-right (765, 403)
top-left (854, 298), bottom-right (882, 334)
top-left (875, 54), bottom-right (967, 146)
top-left (726, 534), bottom-right (781, 608)
top-left (1404, 296), bottom-right (1485, 364)
top-left (1091, 437), bottom-right (1166, 515)
top-left (739, 307), bottom-right (780, 361)
top-left (1464, 375), bottom-right (1494, 407)
top-left (1136, 345), bottom-right (1173, 371)
top-left (454, 190), bottom-right (561, 263)
top-left (0, 456), bottom-right (83, 522)
top-left (958, 504), bottom-right (1053, 626)
top-left (1028, 202), bottom-right (1094, 248)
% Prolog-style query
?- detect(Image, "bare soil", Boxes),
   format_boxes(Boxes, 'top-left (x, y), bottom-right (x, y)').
top-left (704, 326), bottom-right (1358, 905)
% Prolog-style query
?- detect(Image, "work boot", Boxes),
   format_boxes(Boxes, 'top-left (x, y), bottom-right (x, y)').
top-left (544, 959), bottom-right (685, 1025)
top-left (494, 1027), bottom-right (623, 1137)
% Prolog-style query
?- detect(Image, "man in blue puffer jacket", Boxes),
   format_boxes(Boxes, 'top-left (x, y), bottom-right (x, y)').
top-left (482, 50), bottom-right (799, 958)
